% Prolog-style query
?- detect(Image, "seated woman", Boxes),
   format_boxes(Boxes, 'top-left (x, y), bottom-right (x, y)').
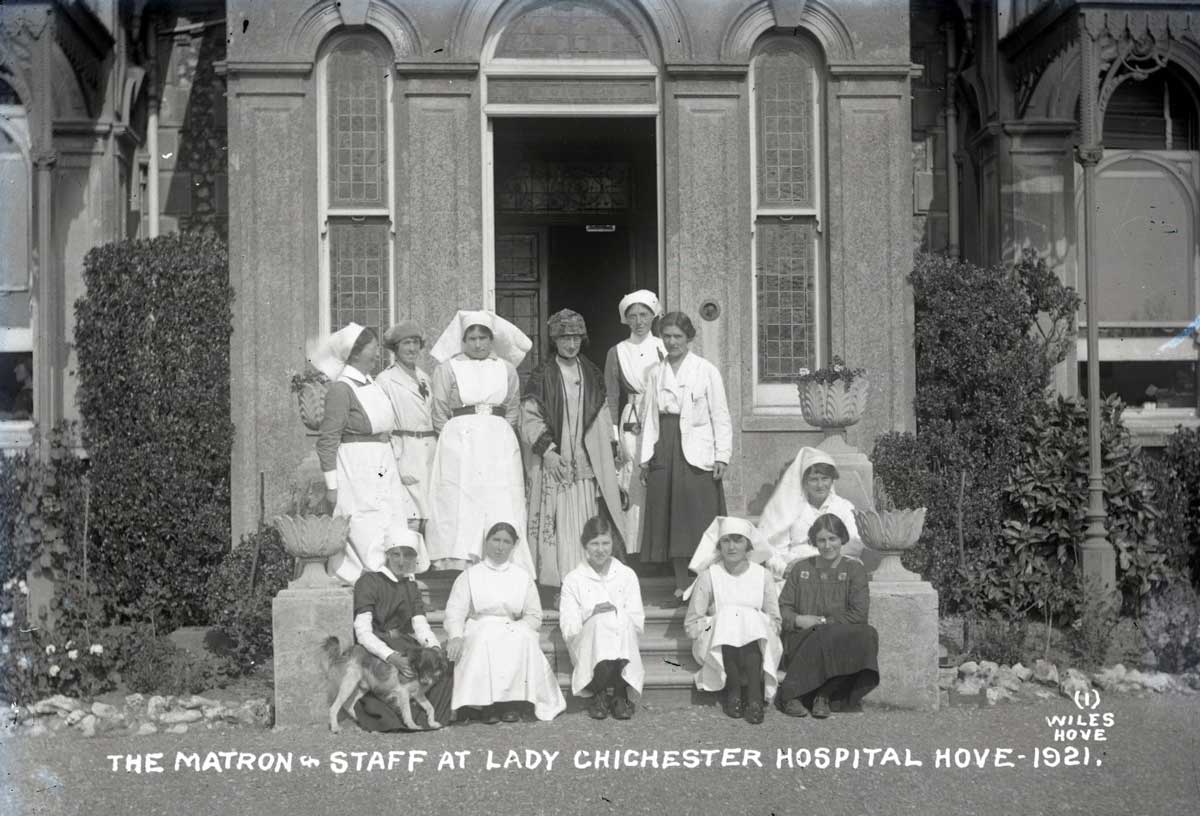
top-left (757, 447), bottom-right (863, 590)
top-left (444, 522), bottom-right (566, 724)
top-left (350, 530), bottom-right (452, 731)
top-left (683, 517), bottom-right (781, 725)
top-left (559, 515), bottom-right (645, 721)
top-left (777, 514), bottom-right (879, 719)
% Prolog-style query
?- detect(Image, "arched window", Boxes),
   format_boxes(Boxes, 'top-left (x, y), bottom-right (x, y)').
top-left (317, 33), bottom-right (394, 342)
top-left (1079, 68), bottom-right (1200, 417)
top-left (750, 35), bottom-right (824, 408)
top-left (0, 77), bottom-right (33, 430)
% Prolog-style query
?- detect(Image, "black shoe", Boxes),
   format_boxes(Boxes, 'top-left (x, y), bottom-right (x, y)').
top-left (721, 689), bottom-right (745, 719)
top-left (500, 705), bottom-right (521, 723)
top-left (610, 696), bottom-right (634, 720)
top-left (744, 701), bottom-right (765, 724)
top-left (482, 705), bottom-right (501, 725)
top-left (587, 693), bottom-right (610, 720)
top-left (782, 699), bottom-right (809, 718)
top-left (811, 695), bottom-right (831, 719)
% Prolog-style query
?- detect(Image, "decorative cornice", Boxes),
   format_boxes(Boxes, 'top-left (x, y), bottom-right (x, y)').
top-left (664, 63), bottom-right (748, 79)
top-left (827, 63), bottom-right (914, 78)
top-left (224, 61), bottom-right (314, 76)
top-left (394, 61), bottom-right (479, 77)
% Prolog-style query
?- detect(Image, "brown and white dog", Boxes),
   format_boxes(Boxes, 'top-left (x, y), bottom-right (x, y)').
top-left (321, 636), bottom-right (448, 732)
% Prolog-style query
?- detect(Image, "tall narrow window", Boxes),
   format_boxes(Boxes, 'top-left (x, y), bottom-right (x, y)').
top-left (750, 36), bottom-right (823, 408)
top-left (0, 81), bottom-right (34, 434)
top-left (319, 34), bottom-right (394, 343)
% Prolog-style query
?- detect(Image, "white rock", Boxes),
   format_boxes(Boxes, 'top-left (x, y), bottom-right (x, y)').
top-left (985, 686), bottom-right (1013, 705)
top-left (146, 695), bottom-right (170, 719)
top-left (1033, 688), bottom-right (1057, 700)
top-left (91, 702), bottom-right (120, 719)
top-left (1093, 664), bottom-right (1127, 690)
top-left (1033, 659), bottom-right (1059, 686)
top-left (1124, 668), bottom-right (1147, 687)
top-left (978, 660), bottom-right (1000, 679)
top-left (165, 724), bottom-right (189, 734)
top-left (64, 709), bottom-right (86, 727)
top-left (136, 722), bottom-right (159, 736)
top-left (995, 667), bottom-right (1022, 692)
top-left (29, 695), bottom-right (83, 716)
top-left (955, 677), bottom-right (984, 696)
top-left (124, 693), bottom-right (145, 709)
top-left (202, 705), bottom-right (228, 721)
top-left (1011, 662), bottom-right (1033, 682)
top-left (958, 660), bottom-right (979, 677)
top-left (178, 695), bottom-right (219, 710)
top-left (235, 699), bottom-right (273, 728)
top-left (158, 709), bottom-right (203, 724)
top-left (1141, 672), bottom-right (1172, 693)
top-left (26, 721), bottom-right (49, 737)
top-left (79, 714), bottom-right (97, 737)
top-left (1059, 667), bottom-right (1091, 699)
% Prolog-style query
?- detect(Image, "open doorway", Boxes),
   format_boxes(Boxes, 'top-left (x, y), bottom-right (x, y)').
top-left (492, 117), bottom-right (658, 376)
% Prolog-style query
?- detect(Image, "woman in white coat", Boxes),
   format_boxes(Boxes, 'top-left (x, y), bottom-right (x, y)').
top-left (444, 522), bottom-right (566, 724)
top-left (377, 321), bottom-right (436, 528)
top-left (313, 323), bottom-right (419, 584)
top-left (559, 515), bottom-right (645, 720)
top-left (757, 447), bottom-right (864, 591)
top-left (638, 311), bottom-right (733, 602)
top-left (426, 310), bottom-right (534, 575)
top-left (683, 516), bottom-right (782, 725)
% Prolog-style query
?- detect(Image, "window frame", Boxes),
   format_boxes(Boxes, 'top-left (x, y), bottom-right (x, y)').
top-left (0, 102), bottom-right (34, 446)
top-left (315, 31), bottom-right (397, 340)
top-left (747, 34), bottom-right (825, 413)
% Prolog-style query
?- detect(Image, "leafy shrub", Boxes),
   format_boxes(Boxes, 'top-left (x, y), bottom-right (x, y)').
top-left (1002, 395), bottom-right (1172, 612)
top-left (122, 629), bottom-right (233, 696)
top-left (1065, 583), bottom-right (1120, 669)
top-left (1161, 427), bottom-right (1200, 582)
top-left (1142, 583), bottom-right (1200, 673)
top-left (1145, 454), bottom-right (1193, 583)
top-left (967, 616), bottom-right (1029, 666)
top-left (0, 617), bottom-right (119, 705)
top-left (205, 526), bottom-right (294, 674)
top-left (73, 233), bottom-right (233, 628)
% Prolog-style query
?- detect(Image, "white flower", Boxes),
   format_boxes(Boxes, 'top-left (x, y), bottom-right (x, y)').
top-left (833, 363), bottom-right (844, 373)
top-left (17, 655), bottom-right (30, 670)
top-left (48, 664), bottom-right (60, 677)
top-left (2, 578), bottom-right (13, 591)
top-left (0, 612), bottom-right (13, 628)
top-left (65, 640), bottom-right (74, 649)
top-left (67, 649), bottom-right (78, 661)
top-left (45, 645), bottom-right (56, 655)
top-left (1, 644), bottom-right (9, 656)
top-left (797, 368), bottom-right (811, 378)
top-left (89, 644), bottom-right (104, 656)
top-left (18, 580), bottom-right (27, 596)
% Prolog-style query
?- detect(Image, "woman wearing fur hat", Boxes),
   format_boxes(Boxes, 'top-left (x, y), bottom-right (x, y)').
top-left (683, 516), bottom-right (782, 725)
top-left (313, 323), bottom-right (420, 585)
top-left (603, 290), bottom-right (666, 555)
top-left (426, 310), bottom-right (535, 575)
top-left (522, 308), bottom-right (627, 588)
top-left (378, 321), bottom-right (436, 526)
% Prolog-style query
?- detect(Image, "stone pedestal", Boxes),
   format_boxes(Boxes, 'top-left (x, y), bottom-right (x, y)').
top-left (868, 580), bottom-right (939, 710)
top-left (817, 433), bottom-right (874, 509)
top-left (272, 586), bottom-right (353, 729)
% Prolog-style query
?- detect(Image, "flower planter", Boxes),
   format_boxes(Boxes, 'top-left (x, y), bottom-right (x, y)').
top-left (798, 378), bottom-right (869, 430)
top-left (272, 515), bottom-right (349, 589)
top-left (297, 381), bottom-right (328, 432)
top-left (853, 507), bottom-right (926, 582)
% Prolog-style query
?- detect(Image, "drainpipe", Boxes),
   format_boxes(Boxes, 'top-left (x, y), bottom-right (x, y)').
top-left (945, 24), bottom-right (960, 258)
top-left (147, 20), bottom-right (160, 237)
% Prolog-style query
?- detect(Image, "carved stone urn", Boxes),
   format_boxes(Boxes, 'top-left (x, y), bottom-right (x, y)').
top-left (853, 507), bottom-right (927, 582)
top-left (798, 377), bottom-right (870, 433)
top-left (272, 515), bottom-right (349, 589)
top-left (297, 381), bottom-right (328, 431)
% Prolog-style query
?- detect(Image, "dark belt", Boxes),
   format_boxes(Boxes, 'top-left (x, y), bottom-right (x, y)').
top-left (452, 405), bottom-right (502, 418)
top-left (341, 432), bottom-right (389, 444)
top-left (391, 430), bottom-right (437, 438)
top-left (622, 422), bottom-right (642, 433)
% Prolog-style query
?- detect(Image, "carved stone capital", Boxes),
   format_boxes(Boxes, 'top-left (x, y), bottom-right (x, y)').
top-left (1074, 146), bottom-right (1103, 167)
top-left (32, 150), bottom-right (58, 170)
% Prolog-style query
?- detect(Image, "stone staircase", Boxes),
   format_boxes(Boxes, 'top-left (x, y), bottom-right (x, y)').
top-left (420, 572), bottom-right (704, 705)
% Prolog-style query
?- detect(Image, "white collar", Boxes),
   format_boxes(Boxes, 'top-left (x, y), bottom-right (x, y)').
top-left (379, 566), bottom-right (414, 583)
top-left (342, 366), bottom-right (372, 385)
top-left (583, 559), bottom-right (617, 580)
top-left (482, 558), bottom-right (511, 572)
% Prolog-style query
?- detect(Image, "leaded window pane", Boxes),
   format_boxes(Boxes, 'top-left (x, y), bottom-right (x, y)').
top-left (756, 44), bottom-right (814, 208)
top-left (495, 289), bottom-right (541, 375)
top-left (329, 219), bottom-right (389, 337)
top-left (327, 39), bottom-right (387, 208)
top-left (0, 128), bottom-right (29, 291)
top-left (756, 218), bottom-right (816, 382)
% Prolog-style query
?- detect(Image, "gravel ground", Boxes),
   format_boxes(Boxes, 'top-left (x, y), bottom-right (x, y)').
top-left (2, 694), bottom-right (1197, 816)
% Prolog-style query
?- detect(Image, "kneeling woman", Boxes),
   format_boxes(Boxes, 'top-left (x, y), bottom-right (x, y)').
top-left (684, 517), bottom-right (781, 724)
top-left (559, 515), bottom-right (645, 720)
top-left (350, 531), bottom-right (452, 731)
top-left (777, 514), bottom-right (879, 718)
top-left (444, 523), bottom-right (566, 723)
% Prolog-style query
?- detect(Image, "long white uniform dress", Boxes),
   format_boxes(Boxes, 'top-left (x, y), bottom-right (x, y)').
top-left (427, 355), bottom-right (533, 574)
top-left (444, 560), bottom-right (566, 720)
top-left (686, 562), bottom-right (783, 702)
top-left (322, 370), bottom-right (418, 584)
top-left (558, 559), bottom-right (646, 698)
top-left (377, 362), bottom-right (436, 519)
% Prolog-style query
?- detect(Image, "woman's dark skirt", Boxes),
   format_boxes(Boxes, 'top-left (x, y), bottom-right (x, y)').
top-left (778, 623), bottom-right (880, 708)
top-left (640, 413), bottom-right (727, 562)
top-left (352, 633), bottom-right (454, 732)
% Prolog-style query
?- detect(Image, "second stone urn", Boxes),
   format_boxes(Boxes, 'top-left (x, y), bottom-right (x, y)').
top-left (272, 515), bottom-right (350, 589)
top-left (853, 507), bottom-right (927, 582)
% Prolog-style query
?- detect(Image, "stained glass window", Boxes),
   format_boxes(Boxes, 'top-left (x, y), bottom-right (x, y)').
top-left (329, 220), bottom-right (389, 338)
top-left (755, 44), bottom-right (814, 208)
top-left (327, 38), bottom-right (387, 208)
top-left (756, 220), bottom-right (816, 382)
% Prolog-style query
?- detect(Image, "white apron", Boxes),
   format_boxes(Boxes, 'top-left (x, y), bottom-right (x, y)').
top-left (427, 358), bottom-right (532, 573)
top-left (562, 563), bottom-right (645, 697)
top-left (328, 374), bottom-right (418, 585)
top-left (378, 364), bottom-right (436, 518)
top-left (691, 562), bottom-right (782, 702)
top-left (451, 564), bottom-right (566, 721)
top-left (614, 337), bottom-right (663, 554)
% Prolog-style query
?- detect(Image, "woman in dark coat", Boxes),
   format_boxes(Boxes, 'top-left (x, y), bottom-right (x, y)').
top-left (777, 513), bottom-right (879, 718)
